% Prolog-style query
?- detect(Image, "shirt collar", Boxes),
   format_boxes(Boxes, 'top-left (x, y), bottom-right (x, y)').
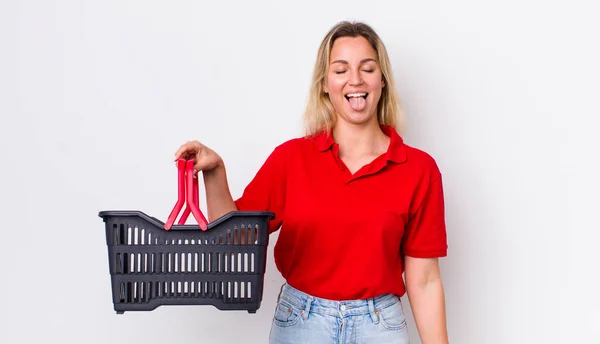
top-left (314, 125), bottom-right (407, 164)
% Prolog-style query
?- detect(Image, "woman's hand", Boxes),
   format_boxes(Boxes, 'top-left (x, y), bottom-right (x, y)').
top-left (174, 140), bottom-right (223, 174)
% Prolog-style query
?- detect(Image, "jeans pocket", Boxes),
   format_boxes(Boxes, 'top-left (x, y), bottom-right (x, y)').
top-left (272, 300), bottom-right (302, 328)
top-left (378, 298), bottom-right (408, 331)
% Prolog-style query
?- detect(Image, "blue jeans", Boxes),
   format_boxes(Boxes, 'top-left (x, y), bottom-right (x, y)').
top-left (269, 283), bottom-right (410, 344)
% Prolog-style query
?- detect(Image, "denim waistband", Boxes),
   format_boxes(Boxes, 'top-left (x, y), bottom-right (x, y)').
top-left (277, 283), bottom-right (400, 318)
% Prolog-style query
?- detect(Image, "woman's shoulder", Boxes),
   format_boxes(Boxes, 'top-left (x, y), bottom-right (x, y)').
top-left (400, 142), bottom-right (442, 176)
top-left (271, 135), bottom-right (320, 154)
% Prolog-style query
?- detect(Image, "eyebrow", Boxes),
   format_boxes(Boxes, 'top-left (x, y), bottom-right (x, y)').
top-left (330, 58), bottom-right (377, 65)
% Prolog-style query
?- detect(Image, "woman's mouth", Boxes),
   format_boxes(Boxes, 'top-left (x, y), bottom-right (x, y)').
top-left (345, 92), bottom-right (368, 111)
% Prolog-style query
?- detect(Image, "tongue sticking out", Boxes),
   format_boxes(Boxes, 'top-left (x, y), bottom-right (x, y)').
top-left (348, 96), bottom-right (367, 111)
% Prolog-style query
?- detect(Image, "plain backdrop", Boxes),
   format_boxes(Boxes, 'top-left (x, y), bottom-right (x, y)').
top-left (1, 0), bottom-right (599, 343)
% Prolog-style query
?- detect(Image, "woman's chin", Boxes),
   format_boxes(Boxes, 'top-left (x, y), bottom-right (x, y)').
top-left (336, 111), bottom-right (378, 126)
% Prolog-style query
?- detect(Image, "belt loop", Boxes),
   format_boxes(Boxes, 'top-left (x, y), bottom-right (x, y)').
top-left (367, 298), bottom-right (379, 324)
top-left (302, 296), bottom-right (313, 320)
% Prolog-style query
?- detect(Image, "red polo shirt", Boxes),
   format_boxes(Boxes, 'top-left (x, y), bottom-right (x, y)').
top-left (234, 125), bottom-right (447, 301)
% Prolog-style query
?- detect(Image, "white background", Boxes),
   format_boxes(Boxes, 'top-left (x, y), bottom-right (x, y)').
top-left (1, 0), bottom-right (599, 343)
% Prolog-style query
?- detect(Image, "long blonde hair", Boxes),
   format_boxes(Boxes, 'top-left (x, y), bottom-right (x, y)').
top-left (303, 21), bottom-right (404, 137)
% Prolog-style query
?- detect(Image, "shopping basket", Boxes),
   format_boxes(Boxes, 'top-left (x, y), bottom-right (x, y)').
top-left (99, 159), bottom-right (275, 314)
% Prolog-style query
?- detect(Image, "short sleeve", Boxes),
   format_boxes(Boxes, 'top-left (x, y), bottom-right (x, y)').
top-left (401, 163), bottom-right (448, 258)
top-left (234, 144), bottom-right (287, 234)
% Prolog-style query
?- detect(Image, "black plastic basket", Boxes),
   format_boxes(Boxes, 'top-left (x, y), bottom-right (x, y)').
top-left (99, 159), bottom-right (274, 314)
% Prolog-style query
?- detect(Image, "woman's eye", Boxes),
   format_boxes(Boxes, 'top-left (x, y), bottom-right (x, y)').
top-left (362, 69), bottom-right (374, 73)
top-left (335, 70), bottom-right (346, 74)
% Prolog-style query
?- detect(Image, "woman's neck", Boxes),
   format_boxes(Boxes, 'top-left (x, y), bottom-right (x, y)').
top-left (332, 120), bottom-right (390, 159)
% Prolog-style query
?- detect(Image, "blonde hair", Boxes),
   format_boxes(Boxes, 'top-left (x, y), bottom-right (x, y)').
top-left (303, 21), bottom-right (404, 137)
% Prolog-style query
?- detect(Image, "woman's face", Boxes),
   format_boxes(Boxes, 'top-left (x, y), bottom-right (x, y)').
top-left (324, 36), bottom-right (384, 127)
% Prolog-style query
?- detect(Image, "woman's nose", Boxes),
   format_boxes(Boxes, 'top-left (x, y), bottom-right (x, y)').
top-left (348, 69), bottom-right (363, 85)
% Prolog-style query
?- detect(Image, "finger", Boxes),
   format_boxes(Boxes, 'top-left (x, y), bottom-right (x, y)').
top-left (174, 141), bottom-right (197, 160)
top-left (174, 144), bottom-right (187, 160)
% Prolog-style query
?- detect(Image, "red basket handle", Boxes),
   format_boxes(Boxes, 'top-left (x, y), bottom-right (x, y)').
top-left (164, 159), bottom-right (208, 231)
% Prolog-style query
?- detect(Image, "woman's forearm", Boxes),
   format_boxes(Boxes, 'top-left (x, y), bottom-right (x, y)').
top-left (201, 162), bottom-right (237, 221)
top-left (407, 277), bottom-right (449, 344)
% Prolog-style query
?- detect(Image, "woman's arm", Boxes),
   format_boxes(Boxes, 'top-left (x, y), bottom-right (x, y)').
top-left (175, 139), bottom-right (287, 233)
top-left (405, 256), bottom-right (449, 344)
top-left (202, 162), bottom-right (237, 221)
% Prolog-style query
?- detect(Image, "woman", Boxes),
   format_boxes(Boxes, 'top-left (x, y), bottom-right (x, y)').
top-left (175, 21), bottom-right (449, 344)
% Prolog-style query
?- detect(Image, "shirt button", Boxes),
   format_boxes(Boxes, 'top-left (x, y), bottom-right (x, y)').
top-left (340, 305), bottom-right (346, 311)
